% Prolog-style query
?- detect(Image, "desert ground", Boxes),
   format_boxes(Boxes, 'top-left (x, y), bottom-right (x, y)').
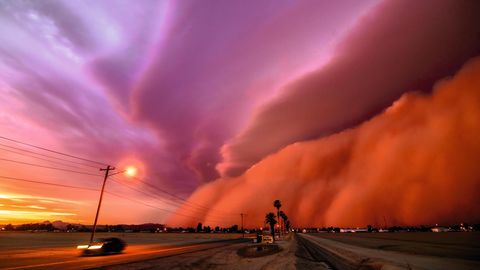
top-left (0, 232), bottom-right (246, 270)
top-left (0, 231), bottom-right (243, 250)
top-left (1, 232), bottom-right (479, 269)
top-left (309, 232), bottom-right (480, 261)
top-left (299, 232), bottom-right (480, 270)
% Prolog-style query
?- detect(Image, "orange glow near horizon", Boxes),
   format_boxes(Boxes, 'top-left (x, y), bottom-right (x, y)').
top-left (0, 158), bottom-right (152, 225)
top-left (0, 193), bottom-right (79, 224)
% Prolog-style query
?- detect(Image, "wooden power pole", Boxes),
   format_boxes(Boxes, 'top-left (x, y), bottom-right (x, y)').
top-left (240, 213), bottom-right (246, 238)
top-left (89, 165), bottom-right (115, 243)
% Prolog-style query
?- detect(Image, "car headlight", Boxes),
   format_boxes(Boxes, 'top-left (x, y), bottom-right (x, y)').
top-left (87, 244), bottom-right (104, 250)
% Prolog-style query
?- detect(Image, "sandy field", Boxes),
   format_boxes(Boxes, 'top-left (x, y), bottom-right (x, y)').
top-left (310, 231), bottom-right (480, 261)
top-left (0, 232), bottom-right (248, 270)
top-left (0, 232), bottom-right (244, 250)
top-left (300, 232), bottom-right (480, 270)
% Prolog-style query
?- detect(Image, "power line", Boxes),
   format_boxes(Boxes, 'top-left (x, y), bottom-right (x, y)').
top-left (0, 146), bottom-right (100, 172)
top-left (132, 176), bottom-right (238, 216)
top-left (0, 175), bottom-right (99, 192)
top-left (135, 177), bottom-right (198, 204)
top-left (0, 175), bottom-right (233, 225)
top-left (0, 136), bottom-right (236, 216)
top-left (103, 190), bottom-right (229, 224)
top-left (241, 213), bottom-right (247, 238)
top-left (110, 178), bottom-right (185, 208)
top-left (0, 142), bottom-right (99, 169)
top-left (109, 177), bottom-right (236, 220)
top-left (0, 158), bottom-right (197, 215)
top-left (0, 135), bottom-right (108, 166)
top-left (0, 140), bottom-right (231, 214)
top-left (0, 153), bottom-right (236, 220)
top-left (0, 136), bottom-right (239, 223)
top-left (116, 174), bottom-right (239, 217)
top-left (0, 158), bottom-right (101, 177)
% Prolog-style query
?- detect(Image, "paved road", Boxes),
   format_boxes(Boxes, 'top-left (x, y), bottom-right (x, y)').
top-left (297, 233), bottom-right (480, 270)
top-left (99, 233), bottom-right (330, 270)
top-left (0, 239), bottom-right (247, 270)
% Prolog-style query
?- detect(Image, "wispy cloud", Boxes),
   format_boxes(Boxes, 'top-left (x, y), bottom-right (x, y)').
top-left (0, 193), bottom-right (79, 223)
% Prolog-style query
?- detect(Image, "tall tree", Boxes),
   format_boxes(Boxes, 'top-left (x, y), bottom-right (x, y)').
top-left (285, 220), bottom-right (291, 232)
top-left (279, 211), bottom-right (288, 234)
top-left (273, 200), bottom-right (282, 236)
top-left (265, 212), bottom-right (277, 239)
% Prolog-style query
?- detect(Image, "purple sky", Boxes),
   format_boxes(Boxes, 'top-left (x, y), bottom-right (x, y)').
top-left (0, 0), bottom-right (479, 224)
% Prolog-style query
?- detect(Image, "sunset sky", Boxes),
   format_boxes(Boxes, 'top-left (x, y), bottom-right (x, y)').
top-left (0, 0), bottom-right (479, 227)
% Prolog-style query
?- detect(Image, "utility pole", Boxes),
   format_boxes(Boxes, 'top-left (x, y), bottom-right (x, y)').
top-left (89, 165), bottom-right (115, 244)
top-left (240, 213), bottom-right (246, 238)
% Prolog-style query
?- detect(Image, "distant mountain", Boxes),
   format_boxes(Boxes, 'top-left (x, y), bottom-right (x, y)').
top-left (52, 220), bottom-right (70, 230)
top-left (3, 221), bottom-right (166, 231)
top-left (41, 220), bottom-right (81, 230)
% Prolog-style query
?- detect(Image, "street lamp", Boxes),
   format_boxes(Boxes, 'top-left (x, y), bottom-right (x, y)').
top-left (88, 165), bottom-right (137, 244)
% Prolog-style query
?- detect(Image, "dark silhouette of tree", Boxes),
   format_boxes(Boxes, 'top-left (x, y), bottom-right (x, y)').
top-left (66, 224), bottom-right (74, 232)
top-left (196, 222), bottom-right (203, 232)
top-left (285, 220), bottom-right (291, 231)
top-left (279, 211), bottom-right (288, 233)
top-left (273, 200), bottom-right (282, 235)
top-left (230, 224), bottom-right (239, 232)
top-left (15, 223), bottom-right (52, 231)
top-left (79, 225), bottom-right (89, 232)
top-left (265, 212), bottom-right (277, 239)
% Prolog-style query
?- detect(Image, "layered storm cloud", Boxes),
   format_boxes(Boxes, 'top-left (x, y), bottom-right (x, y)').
top-left (217, 0), bottom-right (480, 177)
top-left (130, 0), bottom-right (378, 187)
top-left (171, 57), bottom-right (480, 227)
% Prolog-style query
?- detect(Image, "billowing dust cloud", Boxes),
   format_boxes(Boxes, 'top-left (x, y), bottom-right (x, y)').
top-left (170, 57), bottom-right (480, 227)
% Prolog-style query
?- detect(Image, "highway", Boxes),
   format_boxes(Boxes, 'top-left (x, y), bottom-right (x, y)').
top-left (296, 233), bottom-right (480, 270)
top-left (0, 238), bottom-right (247, 270)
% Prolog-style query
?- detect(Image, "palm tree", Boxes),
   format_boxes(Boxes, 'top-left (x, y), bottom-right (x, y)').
top-left (285, 220), bottom-right (291, 232)
top-left (279, 211), bottom-right (288, 234)
top-left (265, 212), bottom-right (277, 239)
top-left (273, 200), bottom-right (282, 235)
